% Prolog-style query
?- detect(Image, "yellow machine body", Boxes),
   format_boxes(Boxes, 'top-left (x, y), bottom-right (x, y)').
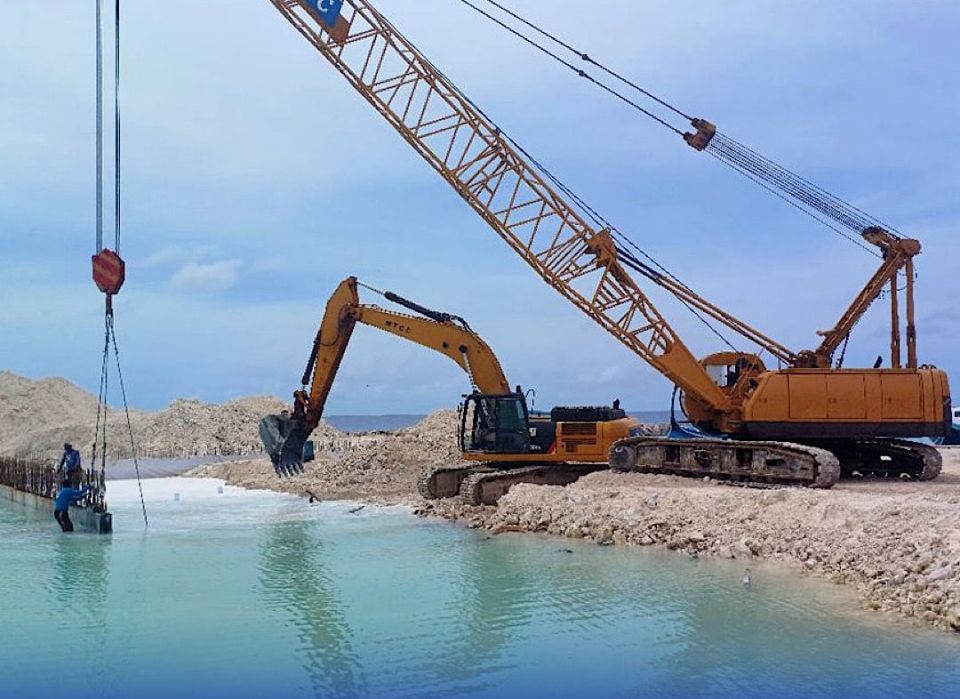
top-left (742, 368), bottom-right (952, 439)
top-left (461, 416), bottom-right (638, 464)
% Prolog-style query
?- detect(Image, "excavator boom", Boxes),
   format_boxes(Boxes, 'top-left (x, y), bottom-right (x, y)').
top-left (260, 276), bottom-right (510, 473)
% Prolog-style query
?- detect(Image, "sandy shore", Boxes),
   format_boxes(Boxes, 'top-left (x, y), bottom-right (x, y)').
top-left (186, 422), bottom-right (960, 634)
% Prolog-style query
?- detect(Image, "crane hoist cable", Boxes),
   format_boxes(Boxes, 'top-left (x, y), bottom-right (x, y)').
top-left (454, 0), bottom-right (684, 136)
top-left (427, 58), bottom-right (745, 355)
top-left (91, 0), bottom-right (147, 527)
top-left (457, 0), bottom-right (897, 255)
top-left (95, 0), bottom-right (103, 252)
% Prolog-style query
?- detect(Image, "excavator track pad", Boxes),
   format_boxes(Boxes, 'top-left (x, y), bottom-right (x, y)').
top-left (458, 464), bottom-right (606, 506)
top-left (417, 465), bottom-right (493, 500)
top-left (418, 463), bottom-right (605, 505)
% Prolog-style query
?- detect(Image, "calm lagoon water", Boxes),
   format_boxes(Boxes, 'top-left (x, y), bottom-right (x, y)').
top-left (1, 478), bottom-right (958, 699)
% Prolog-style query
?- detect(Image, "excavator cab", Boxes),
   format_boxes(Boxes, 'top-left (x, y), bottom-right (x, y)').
top-left (459, 391), bottom-right (532, 454)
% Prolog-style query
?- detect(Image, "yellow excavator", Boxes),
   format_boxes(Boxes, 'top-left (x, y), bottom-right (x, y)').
top-left (264, 1), bottom-right (950, 489)
top-left (260, 276), bottom-right (640, 502)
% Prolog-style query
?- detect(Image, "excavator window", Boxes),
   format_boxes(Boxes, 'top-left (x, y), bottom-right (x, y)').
top-left (460, 393), bottom-right (531, 454)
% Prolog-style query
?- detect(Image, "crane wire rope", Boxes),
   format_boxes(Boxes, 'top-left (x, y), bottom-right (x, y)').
top-left (113, 0), bottom-right (121, 253)
top-left (475, 0), bottom-right (693, 122)
top-left (458, 0), bottom-right (897, 253)
top-left (92, 314), bottom-right (109, 497)
top-left (95, 0), bottom-right (103, 253)
top-left (424, 58), bottom-right (744, 355)
top-left (453, 0), bottom-right (682, 135)
top-left (93, 0), bottom-right (147, 526)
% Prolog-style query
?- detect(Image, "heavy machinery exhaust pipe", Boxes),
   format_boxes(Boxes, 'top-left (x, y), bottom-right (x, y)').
top-left (259, 413), bottom-right (311, 477)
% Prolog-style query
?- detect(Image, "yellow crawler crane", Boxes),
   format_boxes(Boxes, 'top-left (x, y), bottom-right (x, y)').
top-left (266, 0), bottom-right (950, 487)
top-left (260, 277), bottom-right (639, 503)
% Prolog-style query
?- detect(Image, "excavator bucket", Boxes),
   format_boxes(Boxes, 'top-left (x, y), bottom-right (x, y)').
top-left (258, 414), bottom-right (311, 477)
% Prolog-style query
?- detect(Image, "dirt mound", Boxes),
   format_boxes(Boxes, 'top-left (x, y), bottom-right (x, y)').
top-left (0, 371), bottom-right (150, 460)
top-left (0, 371), bottom-right (341, 462)
top-left (326, 409), bottom-right (460, 491)
top-left (134, 396), bottom-right (336, 458)
top-left (0, 371), bottom-right (102, 448)
top-left (189, 409), bottom-right (462, 502)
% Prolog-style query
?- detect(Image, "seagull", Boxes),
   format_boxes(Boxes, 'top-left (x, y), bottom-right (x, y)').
top-left (742, 568), bottom-right (752, 590)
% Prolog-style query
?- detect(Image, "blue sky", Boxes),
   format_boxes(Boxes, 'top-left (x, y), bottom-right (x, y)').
top-left (1, 1), bottom-right (957, 414)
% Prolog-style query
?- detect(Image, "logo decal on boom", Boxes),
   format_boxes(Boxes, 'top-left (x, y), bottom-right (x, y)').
top-left (305, 0), bottom-right (344, 29)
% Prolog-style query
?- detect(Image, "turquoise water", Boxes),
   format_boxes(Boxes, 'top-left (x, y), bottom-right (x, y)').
top-left (1, 479), bottom-right (958, 699)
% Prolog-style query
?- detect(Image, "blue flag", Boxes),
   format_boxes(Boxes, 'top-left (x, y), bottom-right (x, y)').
top-left (305, 0), bottom-right (344, 29)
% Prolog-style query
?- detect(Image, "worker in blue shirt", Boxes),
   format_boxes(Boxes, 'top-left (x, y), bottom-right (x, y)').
top-left (58, 443), bottom-right (82, 489)
top-left (54, 484), bottom-right (91, 532)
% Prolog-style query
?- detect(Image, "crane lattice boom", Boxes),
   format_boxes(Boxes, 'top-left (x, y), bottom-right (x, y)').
top-left (270, 0), bottom-right (734, 413)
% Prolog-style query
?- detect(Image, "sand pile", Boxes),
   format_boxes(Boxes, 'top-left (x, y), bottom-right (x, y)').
top-left (0, 371), bottom-right (150, 460)
top-left (133, 396), bottom-right (342, 458)
top-left (0, 371), bottom-right (102, 439)
top-left (188, 409), bottom-right (461, 502)
top-left (336, 409), bottom-right (460, 471)
top-left (0, 371), bottom-right (337, 462)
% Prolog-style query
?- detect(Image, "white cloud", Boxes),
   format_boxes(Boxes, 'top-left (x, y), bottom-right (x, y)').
top-left (145, 244), bottom-right (215, 266)
top-left (170, 260), bottom-right (241, 292)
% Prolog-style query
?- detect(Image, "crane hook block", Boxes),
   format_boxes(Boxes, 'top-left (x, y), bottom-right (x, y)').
top-left (92, 248), bottom-right (126, 295)
top-left (683, 118), bottom-right (717, 151)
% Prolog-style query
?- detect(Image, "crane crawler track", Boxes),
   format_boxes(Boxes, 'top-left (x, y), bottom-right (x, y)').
top-left (808, 438), bottom-right (942, 481)
top-left (608, 436), bottom-right (840, 488)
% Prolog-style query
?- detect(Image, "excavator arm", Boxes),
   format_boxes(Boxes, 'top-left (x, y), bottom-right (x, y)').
top-left (260, 276), bottom-right (510, 473)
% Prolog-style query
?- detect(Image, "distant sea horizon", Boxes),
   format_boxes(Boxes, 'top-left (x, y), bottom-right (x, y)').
top-left (324, 410), bottom-right (673, 433)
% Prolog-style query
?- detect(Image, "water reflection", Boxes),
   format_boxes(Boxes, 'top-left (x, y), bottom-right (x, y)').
top-left (47, 532), bottom-right (112, 689)
top-left (48, 534), bottom-right (111, 615)
top-left (647, 558), bottom-right (960, 697)
top-left (257, 519), bottom-right (364, 698)
top-left (411, 534), bottom-right (540, 695)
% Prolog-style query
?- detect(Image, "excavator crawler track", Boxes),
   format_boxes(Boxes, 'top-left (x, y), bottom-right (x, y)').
top-left (458, 464), bottom-right (606, 506)
top-left (418, 465), bottom-right (495, 500)
top-left (608, 436), bottom-right (840, 488)
top-left (810, 438), bottom-right (942, 481)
